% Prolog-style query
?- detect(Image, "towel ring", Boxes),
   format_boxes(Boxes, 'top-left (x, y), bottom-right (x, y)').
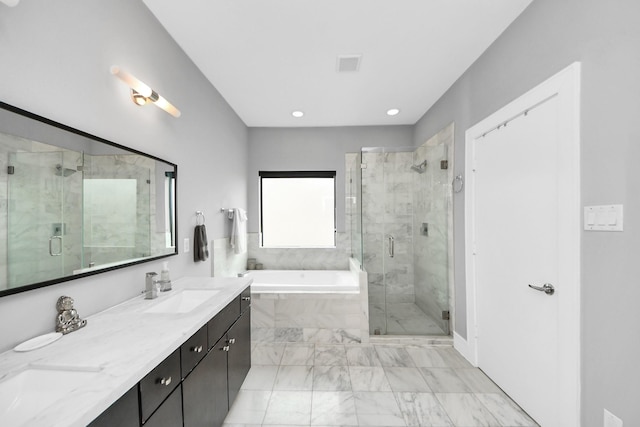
top-left (196, 211), bottom-right (206, 225)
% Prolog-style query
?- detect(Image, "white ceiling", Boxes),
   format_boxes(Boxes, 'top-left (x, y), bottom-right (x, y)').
top-left (143, 0), bottom-right (533, 128)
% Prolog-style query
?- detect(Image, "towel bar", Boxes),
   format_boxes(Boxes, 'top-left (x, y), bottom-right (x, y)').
top-left (220, 208), bottom-right (234, 219)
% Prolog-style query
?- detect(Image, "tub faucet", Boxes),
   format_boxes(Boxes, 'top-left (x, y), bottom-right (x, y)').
top-left (145, 272), bottom-right (159, 299)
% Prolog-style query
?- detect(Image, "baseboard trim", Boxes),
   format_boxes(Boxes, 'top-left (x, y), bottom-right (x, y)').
top-left (453, 331), bottom-right (477, 366)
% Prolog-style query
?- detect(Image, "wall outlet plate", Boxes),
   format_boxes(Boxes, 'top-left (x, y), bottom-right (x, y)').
top-left (183, 237), bottom-right (190, 253)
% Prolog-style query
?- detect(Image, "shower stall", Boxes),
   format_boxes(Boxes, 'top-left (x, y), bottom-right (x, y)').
top-left (348, 124), bottom-right (454, 336)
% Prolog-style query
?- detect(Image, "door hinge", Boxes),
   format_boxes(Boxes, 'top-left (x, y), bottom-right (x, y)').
top-left (7, 166), bottom-right (14, 175)
top-left (442, 310), bottom-right (450, 320)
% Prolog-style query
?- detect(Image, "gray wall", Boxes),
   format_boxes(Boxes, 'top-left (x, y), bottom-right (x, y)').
top-left (247, 126), bottom-right (413, 233)
top-left (413, 0), bottom-right (640, 424)
top-left (0, 0), bottom-right (248, 353)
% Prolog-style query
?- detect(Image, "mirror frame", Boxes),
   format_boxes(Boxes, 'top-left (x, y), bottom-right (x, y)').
top-left (0, 101), bottom-right (178, 298)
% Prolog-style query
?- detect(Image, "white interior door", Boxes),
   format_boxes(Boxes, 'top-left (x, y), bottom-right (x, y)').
top-left (474, 97), bottom-right (559, 425)
top-left (464, 63), bottom-right (581, 427)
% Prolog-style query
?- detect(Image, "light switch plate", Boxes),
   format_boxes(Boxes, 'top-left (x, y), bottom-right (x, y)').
top-left (584, 205), bottom-right (623, 231)
top-left (183, 237), bottom-right (190, 253)
top-left (604, 409), bottom-right (623, 427)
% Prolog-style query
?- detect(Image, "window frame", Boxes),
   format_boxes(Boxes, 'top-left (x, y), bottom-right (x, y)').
top-left (258, 170), bottom-right (337, 248)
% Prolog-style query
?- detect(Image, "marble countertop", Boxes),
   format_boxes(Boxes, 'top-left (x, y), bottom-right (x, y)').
top-left (0, 275), bottom-right (252, 427)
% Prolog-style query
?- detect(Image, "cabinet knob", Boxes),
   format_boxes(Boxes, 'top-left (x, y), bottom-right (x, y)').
top-left (221, 345), bottom-right (230, 352)
top-left (159, 376), bottom-right (172, 386)
top-left (191, 345), bottom-right (203, 353)
top-left (228, 338), bottom-right (236, 345)
top-left (242, 296), bottom-right (251, 301)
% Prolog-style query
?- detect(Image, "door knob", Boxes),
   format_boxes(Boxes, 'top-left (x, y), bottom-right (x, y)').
top-left (528, 283), bottom-right (555, 295)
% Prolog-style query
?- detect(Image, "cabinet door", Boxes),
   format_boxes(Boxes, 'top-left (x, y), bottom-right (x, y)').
top-left (88, 385), bottom-right (139, 427)
top-left (143, 384), bottom-right (182, 427)
top-left (227, 309), bottom-right (251, 408)
top-left (183, 337), bottom-right (230, 427)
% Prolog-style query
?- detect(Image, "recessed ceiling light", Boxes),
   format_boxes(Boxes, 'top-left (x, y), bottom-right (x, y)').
top-left (386, 108), bottom-right (400, 116)
top-left (292, 110), bottom-right (304, 118)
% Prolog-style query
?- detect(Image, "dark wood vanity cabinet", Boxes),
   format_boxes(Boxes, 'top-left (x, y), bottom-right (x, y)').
top-left (91, 287), bottom-right (252, 427)
top-left (183, 287), bottom-right (252, 427)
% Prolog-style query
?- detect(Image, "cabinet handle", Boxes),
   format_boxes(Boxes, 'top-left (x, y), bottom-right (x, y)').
top-left (242, 296), bottom-right (251, 301)
top-left (191, 345), bottom-right (203, 353)
top-left (221, 345), bottom-right (230, 352)
top-left (228, 338), bottom-right (236, 345)
top-left (158, 376), bottom-right (172, 386)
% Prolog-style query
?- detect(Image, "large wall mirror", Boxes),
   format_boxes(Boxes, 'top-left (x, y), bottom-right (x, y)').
top-left (0, 102), bottom-right (177, 297)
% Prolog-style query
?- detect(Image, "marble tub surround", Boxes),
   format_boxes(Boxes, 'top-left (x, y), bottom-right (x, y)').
top-left (0, 275), bottom-right (251, 427)
top-left (251, 259), bottom-right (369, 345)
top-left (252, 293), bottom-right (363, 345)
top-left (247, 232), bottom-right (350, 270)
top-left (226, 341), bottom-right (538, 426)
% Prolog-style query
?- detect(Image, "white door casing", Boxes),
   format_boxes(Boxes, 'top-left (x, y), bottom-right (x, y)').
top-left (464, 62), bottom-right (581, 426)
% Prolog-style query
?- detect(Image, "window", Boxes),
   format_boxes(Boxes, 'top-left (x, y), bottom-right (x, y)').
top-left (259, 171), bottom-right (336, 248)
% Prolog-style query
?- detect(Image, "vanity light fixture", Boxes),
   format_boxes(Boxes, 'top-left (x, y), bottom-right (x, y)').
top-left (0, 0), bottom-right (20, 6)
top-left (386, 108), bottom-right (400, 116)
top-left (292, 110), bottom-right (304, 118)
top-left (110, 65), bottom-right (181, 118)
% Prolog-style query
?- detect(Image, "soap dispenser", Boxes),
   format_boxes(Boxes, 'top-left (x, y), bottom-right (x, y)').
top-left (160, 261), bottom-right (172, 292)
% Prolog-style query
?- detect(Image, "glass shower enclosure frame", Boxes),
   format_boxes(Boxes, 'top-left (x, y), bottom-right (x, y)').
top-left (350, 131), bottom-right (453, 337)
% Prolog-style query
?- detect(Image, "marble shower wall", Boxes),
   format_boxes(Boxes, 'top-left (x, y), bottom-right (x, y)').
top-left (413, 123), bottom-right (454, 334)
top-left (361, 150), bottom-right (416, 334)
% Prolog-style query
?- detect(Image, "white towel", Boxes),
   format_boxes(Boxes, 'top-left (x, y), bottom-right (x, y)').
top-left (230, 208), bottom-right (248, 254)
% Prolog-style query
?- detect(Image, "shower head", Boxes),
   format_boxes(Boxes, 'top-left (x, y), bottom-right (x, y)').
top-left (55, 164), bottom-right (77, 177)
top-left (410, 160), bottom-right (427, 174)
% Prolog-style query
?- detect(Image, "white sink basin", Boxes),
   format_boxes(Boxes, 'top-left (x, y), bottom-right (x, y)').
top-left (0, 365), bottom-right (101, 426)
top-left (143, 289), bottom-right (220, 314)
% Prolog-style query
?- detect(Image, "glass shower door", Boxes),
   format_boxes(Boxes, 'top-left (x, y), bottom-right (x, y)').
top-left (7, 150), bottom-right (83, 288)
top-left (361, 144), bottom-right (451, 336)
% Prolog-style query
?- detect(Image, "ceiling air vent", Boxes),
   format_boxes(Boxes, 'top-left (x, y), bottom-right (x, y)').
top-left (337, 55), bottom-right (362, 73)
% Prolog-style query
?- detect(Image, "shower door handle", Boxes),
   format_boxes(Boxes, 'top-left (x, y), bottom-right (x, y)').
top-left (387, 235), bottom-right (394, 258)
top-left (49, 236), bottom-right (62, 256)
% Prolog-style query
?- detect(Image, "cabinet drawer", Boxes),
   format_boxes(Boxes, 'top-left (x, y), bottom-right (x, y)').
top-left (240, 286), bottom-right (251, 313)
top-left (208, 298), bottom-right (240, 349)
top-left (140, 349), bottom-right (180, 423)
top-left (181, 324), bottom-right (208, 378)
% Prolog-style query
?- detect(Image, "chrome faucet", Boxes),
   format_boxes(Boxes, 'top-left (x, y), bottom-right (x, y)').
top-left (145, 272), bottom-right (159, 299)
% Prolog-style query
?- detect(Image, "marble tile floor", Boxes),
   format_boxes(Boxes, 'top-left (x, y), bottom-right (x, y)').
top-left (224, 342), bottom-right (538, 427)
top-left (384, 303), bottom-right (446, 336)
